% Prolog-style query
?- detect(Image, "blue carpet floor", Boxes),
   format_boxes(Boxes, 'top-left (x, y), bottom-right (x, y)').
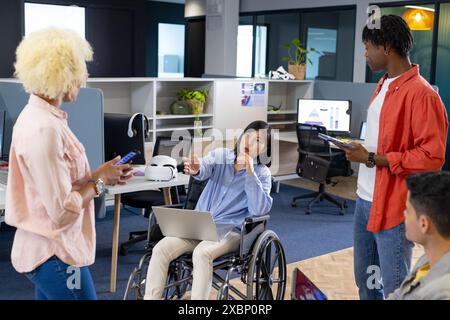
top-left (0, 184), bottom-right (355, 300)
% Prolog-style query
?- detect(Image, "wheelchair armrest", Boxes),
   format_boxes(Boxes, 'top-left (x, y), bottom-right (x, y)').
top-left (239, 215), bottom-right (270, 258)
top-left (244, 215), bottom-right (270, 225)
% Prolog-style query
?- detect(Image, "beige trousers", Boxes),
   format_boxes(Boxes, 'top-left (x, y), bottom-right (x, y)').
top-left (144, 232), bottom-right (240, 300)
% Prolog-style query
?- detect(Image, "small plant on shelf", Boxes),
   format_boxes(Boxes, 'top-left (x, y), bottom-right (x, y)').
top-left (176, 88), bottom-right (209, 137)
top-left (176, 88), bottom-right (209, 121)
top-left (282, 38), bottom-right (320, 80)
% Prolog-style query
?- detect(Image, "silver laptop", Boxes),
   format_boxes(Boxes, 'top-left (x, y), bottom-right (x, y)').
top-left (153, 207), bottom-right (234, 242)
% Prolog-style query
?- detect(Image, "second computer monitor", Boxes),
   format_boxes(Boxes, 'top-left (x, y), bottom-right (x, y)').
top-left (297, 99), bottom-right (351, 134)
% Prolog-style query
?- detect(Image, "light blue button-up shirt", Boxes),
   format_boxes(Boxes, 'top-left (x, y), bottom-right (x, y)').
top-left (194, 148), bottom-right (273, 232)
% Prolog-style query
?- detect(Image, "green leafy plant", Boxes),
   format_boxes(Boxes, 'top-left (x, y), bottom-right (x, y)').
top-left (282, 38), bottom-right (319, 66)
top-left (177, 88), bottom-right (209, 122)
top-left (177, 88), bottom-right (209, 103)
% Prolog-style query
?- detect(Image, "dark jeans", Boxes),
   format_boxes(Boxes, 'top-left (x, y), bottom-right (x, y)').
top-left (24, 256), bottom-right (97, 300)
top-left (353, 197), bottom-right (414, 300)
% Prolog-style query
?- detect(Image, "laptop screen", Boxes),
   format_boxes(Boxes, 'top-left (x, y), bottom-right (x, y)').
top-left (291, 268), bottom-right (327, 300)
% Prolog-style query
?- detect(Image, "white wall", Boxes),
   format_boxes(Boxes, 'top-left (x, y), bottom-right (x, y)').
top-left (185, 0), bottom-right (411, 82)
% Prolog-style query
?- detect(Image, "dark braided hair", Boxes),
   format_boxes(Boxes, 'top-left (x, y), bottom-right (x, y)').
top-left (362, 14), bottom-right (414, 57)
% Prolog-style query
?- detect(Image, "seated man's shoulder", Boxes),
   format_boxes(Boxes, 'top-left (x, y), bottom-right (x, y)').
top-left (422, 277), bottom-right (450, 300)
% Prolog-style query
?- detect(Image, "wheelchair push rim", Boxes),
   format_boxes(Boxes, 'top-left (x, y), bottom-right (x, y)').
top-left (246, 230), bottom-right (287, 300)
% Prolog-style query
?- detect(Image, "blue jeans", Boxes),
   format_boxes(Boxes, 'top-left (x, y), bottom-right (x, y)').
top-left (24, 256), bottom-right (97, 300)
top-left (353, 197), bottom-right (414, 300)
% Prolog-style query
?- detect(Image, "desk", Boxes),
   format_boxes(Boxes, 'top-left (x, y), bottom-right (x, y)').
top-left (105, 172), bottom-right (190, 293)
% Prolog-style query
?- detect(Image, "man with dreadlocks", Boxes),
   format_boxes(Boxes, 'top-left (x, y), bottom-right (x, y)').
top-left (343, 14), bottom-right (448, 300)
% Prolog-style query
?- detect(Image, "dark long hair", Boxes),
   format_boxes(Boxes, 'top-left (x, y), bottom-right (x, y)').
top-left (233, 120), bottom-right (272, 167)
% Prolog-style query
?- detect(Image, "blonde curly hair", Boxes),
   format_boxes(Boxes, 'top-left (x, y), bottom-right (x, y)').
top-left (14, 27), bottom-right (93, 100)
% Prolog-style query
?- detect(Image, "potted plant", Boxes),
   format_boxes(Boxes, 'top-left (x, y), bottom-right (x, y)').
top-left (177, 88), bottom-right (209, 136)
top-left (282, 39), bottom-right (319, 80)
top-left (177, 88), bottom-right (209, 119)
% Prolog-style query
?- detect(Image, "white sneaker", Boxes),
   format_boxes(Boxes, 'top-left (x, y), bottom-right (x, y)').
top-left (276, 66), bottom-right (288, 75)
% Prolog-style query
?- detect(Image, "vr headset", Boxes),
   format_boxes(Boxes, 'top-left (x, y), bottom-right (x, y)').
top-left (145, 155), bottom-right (178, 182)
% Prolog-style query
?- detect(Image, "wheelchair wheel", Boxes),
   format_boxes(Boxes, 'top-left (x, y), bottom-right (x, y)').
top-left (164, 262), bottom-right (192, 300)
top-left (123, 252), bottom-right (152, 300)
top-left (246, 230), bottom-right (287, 300)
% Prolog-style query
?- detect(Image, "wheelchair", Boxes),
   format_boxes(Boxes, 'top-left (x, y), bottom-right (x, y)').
top-left (124, 177), bottom-right (287, 300)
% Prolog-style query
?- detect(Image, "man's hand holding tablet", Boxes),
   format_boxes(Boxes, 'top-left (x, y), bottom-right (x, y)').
top-left (318, 133), bottom-right (356, 150)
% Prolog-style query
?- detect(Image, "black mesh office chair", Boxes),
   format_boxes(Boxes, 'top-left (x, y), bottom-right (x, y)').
top-left (119, 136), bottom-right (189, 256)
top-left (291, 123), bottom-right (353, 215)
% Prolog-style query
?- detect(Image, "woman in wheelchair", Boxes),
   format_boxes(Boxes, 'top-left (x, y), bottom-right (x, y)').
top-left (144, 121), bottom-right (273, 300)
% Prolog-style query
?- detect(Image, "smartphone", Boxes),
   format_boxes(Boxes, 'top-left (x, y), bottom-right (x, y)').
top-left (115, 151), bottom-right (140, 165)
top-left (318, 133), bottom-right (355, 150)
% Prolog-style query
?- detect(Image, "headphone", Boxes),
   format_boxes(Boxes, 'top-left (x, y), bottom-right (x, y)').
top-left (128, 113), bottom-right (150, 139)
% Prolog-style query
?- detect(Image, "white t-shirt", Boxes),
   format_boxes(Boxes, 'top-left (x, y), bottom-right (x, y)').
top-left (357, 76), bottom-right (399, 202)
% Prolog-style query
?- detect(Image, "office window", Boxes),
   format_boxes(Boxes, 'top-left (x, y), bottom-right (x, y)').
top-left (301, 9), bottom-right (355, 81)
top-left (257, 13), bottom-right (301, 74)
top-left (236, 16), bottom-right (254, 78)
top-left (305, 28), bottom-right (337, 79)
top-left (436, 2), bottom-right (450, 170)
top-left (24, 2), bottom-right (85, 38)
top-left (236, 16), bottom-right (268, 78)
top-left (255, 25), bottom-right (268, 78)
top-left (238, 8), bottom-right (356, 80)
top-left (158, 23), bottom-right (185, 78)
top-left (366, 4), bottom-right (435, 83)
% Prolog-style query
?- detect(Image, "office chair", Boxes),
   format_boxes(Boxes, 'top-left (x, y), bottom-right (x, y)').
top-left (291, 123), bottom-right (353, 215)
top-left (119, 136), bottom-right (189, 256)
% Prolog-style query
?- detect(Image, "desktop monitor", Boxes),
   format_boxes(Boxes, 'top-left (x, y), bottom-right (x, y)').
top-left (297, 99), bottom-right (351, 135)
top-left (104, 113), bottom-right (146, 165)
top-left (359, 121), bottom-right (367, 140)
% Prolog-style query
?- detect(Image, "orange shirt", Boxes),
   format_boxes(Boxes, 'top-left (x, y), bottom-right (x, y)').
top-left (369, 65), bottom-right (448, 233)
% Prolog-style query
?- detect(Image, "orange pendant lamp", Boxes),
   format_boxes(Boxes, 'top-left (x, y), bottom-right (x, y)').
top-left (402, 7), bottom-right (434, 31)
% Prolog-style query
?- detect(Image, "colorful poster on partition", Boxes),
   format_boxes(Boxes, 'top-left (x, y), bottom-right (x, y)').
top-left (241, 82), bottom-right (266, 107)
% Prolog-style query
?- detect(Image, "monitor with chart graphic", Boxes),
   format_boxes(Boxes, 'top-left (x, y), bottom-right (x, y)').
top-left (297, 99), bottom-right (351, 134)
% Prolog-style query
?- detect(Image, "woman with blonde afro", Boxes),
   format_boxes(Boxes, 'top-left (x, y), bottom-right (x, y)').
top-left (5, 28), bottom-right (132, 300)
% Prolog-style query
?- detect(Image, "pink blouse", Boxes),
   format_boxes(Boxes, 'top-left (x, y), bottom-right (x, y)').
top-left (5, 95), bottom-right (96, 273)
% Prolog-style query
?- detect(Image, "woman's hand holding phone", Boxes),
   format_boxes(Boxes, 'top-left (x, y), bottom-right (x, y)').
top-left (94, 156), bottom-right (132, 186)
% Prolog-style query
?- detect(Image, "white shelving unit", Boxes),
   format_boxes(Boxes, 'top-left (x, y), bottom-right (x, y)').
top-left (267, 80), bottom-right (314, 135)
top-left (267, 80), bottom-right (314, 180)
top-left (155, 114), bottom-right (213, 120)
top-left (86, 78), bottom-right (314, 179)
top-left (86, 78), bottom-right (217, 144)
top-left (268, 110), bottom-right (297, 115)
